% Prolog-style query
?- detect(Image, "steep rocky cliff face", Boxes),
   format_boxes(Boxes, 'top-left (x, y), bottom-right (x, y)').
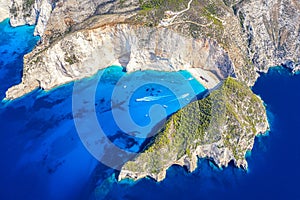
top-left (0, 0), bottom-right (9, 22)
top-left (236, 0), bottom-right (300, 73)
top-left (0, 0), bottom-right (139, 36)
top-left (0, 0), bottom-right (53, 36)
top-left (9, 0), bottom-right (41, 26)
top-left (3, 0), bottom-right (300, 99)
top-left (5, 22), bottom-right (234, 100)
top-left (41, 0), bottom-right (139, 43)
top-left (131, 0), bottom-right (300, 84)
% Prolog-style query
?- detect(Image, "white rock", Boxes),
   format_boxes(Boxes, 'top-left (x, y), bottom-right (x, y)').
top-left (5, 24), bottom-right (234, 100)
top-left (0, 0), bottom-right (9, 22)
top-left (34, 0), bottom-right (53, 36)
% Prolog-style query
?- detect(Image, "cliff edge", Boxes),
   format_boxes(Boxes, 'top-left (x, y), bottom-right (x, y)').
top-left (3, 0), bottom-right (299, 99)
top-left (5, 21), bottom-right (234, 100)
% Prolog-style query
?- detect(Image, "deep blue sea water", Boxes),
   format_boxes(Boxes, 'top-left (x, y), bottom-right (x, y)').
top-left (1, 19), bottom-right (300, 200)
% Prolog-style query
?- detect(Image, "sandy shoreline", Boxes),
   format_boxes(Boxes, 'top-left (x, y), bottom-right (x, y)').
top-left (187, 68), bottom-right (220, 90)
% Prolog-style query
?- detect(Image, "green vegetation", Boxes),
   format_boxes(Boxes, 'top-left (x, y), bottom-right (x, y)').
top-left (120, 0), bottom-right (127, 7)
top-left (139, 0), bottom-right (185, 11)
top-left (135, 0), bottom-right (188, 26)
top-left (238, 12), bottom-right (245, 28)
top-left (64, 54), bottom-right (79, 65)
top-left (205, 2), bottom-right (218, 15)
top-left (201, 5), bottom-right (224, 29)
top-left (30, 56), bottom-right (41, 64)
top-left (139, 0), bottom-right (162, 10)
top-left (23, 0), bottom-right (35, 10)
top-left (121, 77), bottom-right (268, 178)
top-left (10, 5), bottom-right (18, 18)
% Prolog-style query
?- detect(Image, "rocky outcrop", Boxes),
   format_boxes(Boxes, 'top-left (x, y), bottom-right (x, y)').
top-left (33, 0), bottom-right (53, 36)
top-left (41, 0), bottom-right (139, 41)
top-left (0, 0), bottom-right (9, 22)
top-left (1, 0), bottom-right (139, 37)
top-left (118, 78), bottom-right (269, 182)
top-left (9, 0), bottom-right (39, 26)
top-left (5, 22), bottom-right (234, 100)
top-left (0, 0), bottom-right (54, 36)
top-left (132, 0), bottom-right (300, 84)
top-left (236, 0), bottom-right (300, 72)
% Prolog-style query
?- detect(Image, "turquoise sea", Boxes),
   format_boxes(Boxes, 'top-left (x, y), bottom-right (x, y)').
top-left (0, 19), bottom-right (300, 200)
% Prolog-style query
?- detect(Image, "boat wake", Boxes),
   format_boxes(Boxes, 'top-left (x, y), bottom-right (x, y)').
top-left (164, 93), bottom-right (190, 104)
top-left (135, 95), bottom-right (172, 102)
top-left (136, 93), bottom-right (191, 103)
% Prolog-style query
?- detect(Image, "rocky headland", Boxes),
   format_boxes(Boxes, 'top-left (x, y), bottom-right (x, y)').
top-left (118, 77), bottom-right (269, 181)
top-left (1, 0), bottom-right (298, 182)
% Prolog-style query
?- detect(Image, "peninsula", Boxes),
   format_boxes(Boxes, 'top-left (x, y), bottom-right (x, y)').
top-left (119, 77), bottom-right (268, 181)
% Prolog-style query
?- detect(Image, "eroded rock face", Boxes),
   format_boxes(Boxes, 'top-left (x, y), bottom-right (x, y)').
top-left (42, 0), bottom-right (139, 41)
top-left (0, 0), bottom-right (53, 36)
top-left (34, 0), bottom-right (53, 36)
top-left (5, 23), bottom-right (234, 100)
top-left (0, 0), bottom-right (10, 22)
top-left (4, 0), bottom-right (300, 99)
top-left (9, 0), bottom-right (38, 26)
top-left (1, 0), bottom-right (139, 37)
top-left (237, 0), bottom-right (300, 72)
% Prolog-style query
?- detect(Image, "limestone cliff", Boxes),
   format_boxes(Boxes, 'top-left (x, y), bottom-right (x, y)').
top-left (131, 0), bottom-right (300, 84)
top-left (1, 0), bottom-right (139, 37)
top-left (5, 22), bottom-right (234, 100)
top-left (40, 0), bottom-right (139, 42)
top-left (0, 0), bottom-right (9, 22)
top-left (9, 0), bottom-right (40, 27)
top-left (236, 0), bottom-right (300, 73)
top-left (0, 0), bottom-right (53, 36)
top-left (4, 0), bottom-right (299, 99)
top-left (118, 77), bottom-right (269, 182)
